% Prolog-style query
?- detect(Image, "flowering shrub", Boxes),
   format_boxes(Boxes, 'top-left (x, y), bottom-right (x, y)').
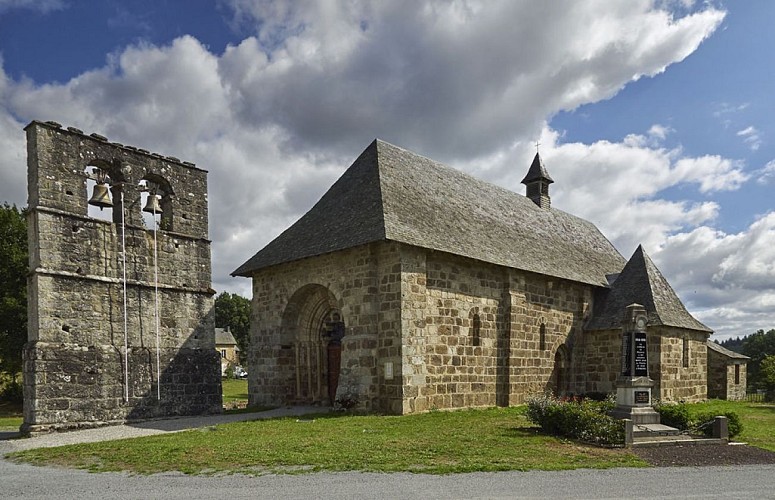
top-left (525, 393), bottom-right (625, 446)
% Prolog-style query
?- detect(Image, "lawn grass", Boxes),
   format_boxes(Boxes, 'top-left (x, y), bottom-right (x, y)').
top-left (8, 407), bottom-right (646, 475)
top-left (686, 399), bottom-right (775, 452)
top-left (221, 378), bottom-right (248, 404)
top-left (8, 400), bottom-right (772, 476)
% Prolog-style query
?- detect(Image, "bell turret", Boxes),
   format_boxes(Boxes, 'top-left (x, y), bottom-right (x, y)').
top-left (521, 152), bottom-right (553, 209)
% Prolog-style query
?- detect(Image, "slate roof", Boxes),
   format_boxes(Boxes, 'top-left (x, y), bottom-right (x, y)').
top-left (233, 139), bottom-right (626, 287)
top-left (706, 340), bottom-right (749, 360)
top-left (586, 245), bottom-right (712, 333)
top-left (215, 328), bottom-right (238, 347)
top-left (521, 152), bottom-right (554, 184)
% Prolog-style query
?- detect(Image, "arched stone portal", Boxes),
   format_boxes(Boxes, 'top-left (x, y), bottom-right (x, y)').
top-left (280, 284), bottom-right (343, 405)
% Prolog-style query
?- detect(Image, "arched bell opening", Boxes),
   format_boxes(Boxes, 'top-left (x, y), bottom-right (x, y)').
top-left (85, 159), bottom-right (126, 225)
top-left (280, 284), bottom-right (343, 405)
top-left (139, 174), bottom-right (174, 231)
top-left (84, 162), bottom-right (114, 222)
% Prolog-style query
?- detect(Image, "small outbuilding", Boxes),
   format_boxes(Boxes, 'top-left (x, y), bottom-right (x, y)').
top-left (706, 340), bottom-right (749, 401)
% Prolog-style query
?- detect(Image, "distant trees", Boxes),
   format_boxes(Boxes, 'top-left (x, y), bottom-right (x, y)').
top-left (214, 292), bottom-right (250, 355)
top-left (0, 203), bottom-right (28, 390)
top-left (719, 336), bottom-right (744, 352)
top-left (739, 329), bottom-right (775, 392)
top-left (760, 355), bottom-right (775, 400)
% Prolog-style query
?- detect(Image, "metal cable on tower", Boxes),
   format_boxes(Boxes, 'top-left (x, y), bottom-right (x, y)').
top-left (121, 189), bottom-right (129, 403)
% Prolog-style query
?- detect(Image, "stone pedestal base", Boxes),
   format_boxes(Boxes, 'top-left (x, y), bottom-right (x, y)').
top-left (612, 376), bottom-right (660, 424)
top-left (610, 405), bottom-right (661, 425)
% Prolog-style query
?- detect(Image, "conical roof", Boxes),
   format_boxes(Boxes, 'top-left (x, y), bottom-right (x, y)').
top-left (521, 152), bottom-right (554, 185)
top-left (586, 245), bottom-right (712, 332)
top-left (233, 139), bottom-right (625, 287)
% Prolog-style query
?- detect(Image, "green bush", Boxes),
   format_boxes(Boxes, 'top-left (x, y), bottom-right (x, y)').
top-left (0, 380), bottom-right (23, 403)
top-left (525, 394), bottom-right (624, 446)
top-left (693, 411), bottom-right (742, 438)
top-left (653, 402), bottom-right (691, 430)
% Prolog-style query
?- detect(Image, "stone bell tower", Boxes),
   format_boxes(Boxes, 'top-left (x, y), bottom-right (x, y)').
top-left (23, 120), bottom-right (221, 434)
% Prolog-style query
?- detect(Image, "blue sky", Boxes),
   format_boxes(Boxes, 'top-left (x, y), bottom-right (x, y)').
top-left (0, 1), bottom-right (773, 340)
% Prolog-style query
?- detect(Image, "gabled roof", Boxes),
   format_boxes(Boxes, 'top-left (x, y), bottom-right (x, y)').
top-left (233, 139), bottom-right (625, 286)
top-left (586, 245), bottom-right (712, 332)
top-left (215, 328), bottom-right (238, 347)
top-left (707, 340), bottom-right (749, 360)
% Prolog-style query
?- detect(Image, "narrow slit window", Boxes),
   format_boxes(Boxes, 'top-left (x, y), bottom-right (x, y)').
top-left (472, 313), bottom-right (481, 347)
top-left (682, 338), bottom-right (689, 368)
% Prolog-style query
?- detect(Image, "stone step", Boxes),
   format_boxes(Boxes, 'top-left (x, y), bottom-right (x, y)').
top-left (632, 436), bottom-right (728, 448)
top-left (632, 423), bottom-right (681, 438)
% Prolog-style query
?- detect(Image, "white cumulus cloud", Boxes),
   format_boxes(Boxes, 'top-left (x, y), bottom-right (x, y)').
top-left (2, 0), bottom-right (764, 341)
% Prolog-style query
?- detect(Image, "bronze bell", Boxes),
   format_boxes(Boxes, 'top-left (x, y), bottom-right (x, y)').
top-left (142, 193), bottom-right (163, 214)
top-left (88, 183), bottom-right (113, 210)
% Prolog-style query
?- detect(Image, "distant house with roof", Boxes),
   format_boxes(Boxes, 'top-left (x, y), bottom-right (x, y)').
top-left (233, 139), bottom-right (727, 413)
top-left (215, 327), bottom-right (240, 376)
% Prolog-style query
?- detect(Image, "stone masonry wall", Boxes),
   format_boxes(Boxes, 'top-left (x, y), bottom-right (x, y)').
top-left (248, 241), bottom-right (401, 412)
top-left (707, 347), bottom-right (747, 401)
top-left (23, 121), bottom-right (220, 433)
top-left (583, 327), bottom-right (709, 402)
top-left (249, 242), bottom-right (596, 414)
top-left (726, 363), bottom-right (747, 401)
top-left (399, 247), bottom-right (592, 412)
top-left (582, 329), bottom-right (664, 395)
top-left (654, 327), bottom-right (708, 402)
top-left (505, 271), bottom-right (591, 404)
top-left (248, 239), bottom-right (715, 413)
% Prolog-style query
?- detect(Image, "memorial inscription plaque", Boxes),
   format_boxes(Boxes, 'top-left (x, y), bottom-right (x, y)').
top-left (621, 332), bottom-right (632, 376)
top-left (633, 332), bottom-right (648, 377)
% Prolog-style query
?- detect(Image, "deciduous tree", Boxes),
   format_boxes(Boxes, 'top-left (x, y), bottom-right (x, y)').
top-left (0, 203), bottom-right (27, 384)
top-left (741, 329), bottom-right (775, 391)
top-left (760, 355), bottom-right (775, 401)
top-left (214, 292), bottom-right (250, 355)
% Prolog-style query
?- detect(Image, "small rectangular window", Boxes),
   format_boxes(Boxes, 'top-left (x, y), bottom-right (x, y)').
top-left (221, 349), bottom-right (227, 358)
top-left (682, 338), bottom-right (689, 368)
top-left (735, 364), bottom-right (740, 385)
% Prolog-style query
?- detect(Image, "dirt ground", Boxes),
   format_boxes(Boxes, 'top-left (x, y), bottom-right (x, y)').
top-left (633, 443), bottom-right (775, 467)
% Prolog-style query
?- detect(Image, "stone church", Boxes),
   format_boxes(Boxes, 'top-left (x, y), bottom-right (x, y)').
top-left (233, 139), bottom-right (715, 414)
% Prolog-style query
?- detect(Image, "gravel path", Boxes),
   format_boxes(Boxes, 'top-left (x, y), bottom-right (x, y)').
top-left (633, 442), bottom-right (775, 467)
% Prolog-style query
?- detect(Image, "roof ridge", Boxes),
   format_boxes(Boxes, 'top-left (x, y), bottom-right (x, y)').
top-left (234, 139), bottom-right (625, 286)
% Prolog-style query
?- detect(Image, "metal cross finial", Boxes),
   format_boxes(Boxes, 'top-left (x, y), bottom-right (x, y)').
top-left (534, 141), bottom-right (541, 154)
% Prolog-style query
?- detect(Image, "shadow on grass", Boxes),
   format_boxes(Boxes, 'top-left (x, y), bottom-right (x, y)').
top-left (0, 401), bottom-right (22, 418)
top-left (501, 426), bottom-right (543, 438)
top-left (223, 406), bottom-right (275, 415)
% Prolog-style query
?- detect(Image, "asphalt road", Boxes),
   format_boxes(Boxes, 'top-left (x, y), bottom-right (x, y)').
top-left (2, 409), bottom-right (774, 499)
top-left (3, 460), bottom-right (775, 499)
